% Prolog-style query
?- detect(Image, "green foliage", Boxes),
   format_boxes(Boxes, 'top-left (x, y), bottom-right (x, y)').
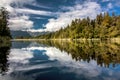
top-left (36, 12), bottom-right (120, 39)
top-left (0, 7), bottom-right (11, 73)
top-left (0, 7), bottom-right (11, 40)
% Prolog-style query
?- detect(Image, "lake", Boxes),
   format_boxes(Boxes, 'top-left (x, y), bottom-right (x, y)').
top-left (0, 40), bottom-right (120, 80)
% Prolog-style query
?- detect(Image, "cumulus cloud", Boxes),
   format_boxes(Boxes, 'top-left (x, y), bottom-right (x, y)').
top-left (0, 0), bottom-right (54, 30)
top-left (0, 0), bottom-right (115, 31)
top-left (0, 0), bottom-right (34, 30)
top-left (0, 0), bottom-right (35, 14)
top-left (107, 3), bottom-right (113, 9)
top-left (9, 15), bottom-right (33, 30)
top-left (32, 1), bottom-right (102, 32)
top-left (0, 0), bottom-right (34, 6)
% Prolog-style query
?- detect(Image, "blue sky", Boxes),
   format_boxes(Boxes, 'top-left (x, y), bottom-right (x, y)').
top-left (0, 0), bottom-right (120, 32)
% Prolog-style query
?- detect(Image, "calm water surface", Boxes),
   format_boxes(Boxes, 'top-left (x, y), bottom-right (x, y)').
top-left (0, 41), bottom-right (120, 80)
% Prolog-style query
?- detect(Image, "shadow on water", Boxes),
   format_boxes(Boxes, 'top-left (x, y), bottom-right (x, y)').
top-left (0, 41), bottom-right (11, 75)
top-left (37, 40), bottom-right (120, 68)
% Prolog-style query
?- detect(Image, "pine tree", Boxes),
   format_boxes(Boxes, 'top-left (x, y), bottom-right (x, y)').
top-left (35, 12), bottom-right (120, 39)
top-left (0, 7), bottom-right (11, 38)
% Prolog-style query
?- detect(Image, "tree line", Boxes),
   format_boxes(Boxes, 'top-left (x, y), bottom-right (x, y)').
top-left (36, 12), bottom-right (120, 39)
top-left (0, 7), bottom-right (11, 42)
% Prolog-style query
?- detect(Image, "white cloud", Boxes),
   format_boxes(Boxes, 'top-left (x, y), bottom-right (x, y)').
top-left (34, 2), bottom-right (101, 32)
top-left (16, 8), bottom-right (53, 16)
top-left (0, 0), bottom-right (54, 30)
top-left (9, 15), bottom-right (33, 30)
top-left (32, 17), bottom-right (47, 20)
top-left (107, 3), bottom-right (113, 9)
top-left (0, 0), bottom-right (35, 12)
top-left (0, 0), bottom-right (34, 30)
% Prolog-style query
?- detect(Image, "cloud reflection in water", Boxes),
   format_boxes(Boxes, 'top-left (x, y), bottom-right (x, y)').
top-left (1, 42), bottom-right (120, 80)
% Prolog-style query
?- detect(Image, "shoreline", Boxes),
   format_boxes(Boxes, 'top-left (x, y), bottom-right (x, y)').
top-left (11, 38), bottom-right (120, 42)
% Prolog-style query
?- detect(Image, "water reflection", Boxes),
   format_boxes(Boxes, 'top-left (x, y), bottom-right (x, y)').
top-left (0, 42), bottom-right (11, 75)
top-left (37, 40), bottom-right (120, 68)
top-left (0, 40), bottom-right (120, 80)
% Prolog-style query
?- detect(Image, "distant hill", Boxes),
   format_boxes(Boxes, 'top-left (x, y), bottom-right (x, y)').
top-left (28, 31), bottom-right (49, 37)
top-left (10, 30), bottom-right (31, 38)
top-left (10, 30), bottom-right (49, 38)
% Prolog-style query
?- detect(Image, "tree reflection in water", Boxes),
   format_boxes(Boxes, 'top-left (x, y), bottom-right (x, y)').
top-left (37, 40), bottom-right (120, 68)
top-left (0, 42), bottom-right (11, 75)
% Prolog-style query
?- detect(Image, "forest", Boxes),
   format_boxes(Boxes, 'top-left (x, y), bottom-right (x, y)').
top-left (0, 7), bottom-right (11, 42)
top-left (35, 12), bottom-right (120, 39)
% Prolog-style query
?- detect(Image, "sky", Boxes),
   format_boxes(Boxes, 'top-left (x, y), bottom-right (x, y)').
top-left (0, 0), bottom-right (120, 32)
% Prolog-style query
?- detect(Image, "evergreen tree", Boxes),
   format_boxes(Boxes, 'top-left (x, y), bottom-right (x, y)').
top-left (0, 7), bottom-right (11, 39)
top-left (35, 12), bottom-right (120, 39)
